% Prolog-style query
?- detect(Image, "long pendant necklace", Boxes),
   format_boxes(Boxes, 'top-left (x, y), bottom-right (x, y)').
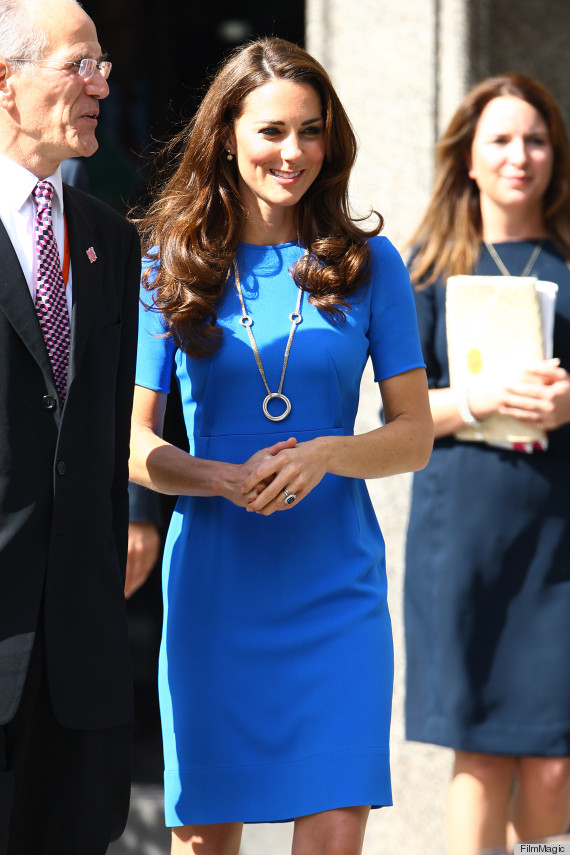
top-left (484, 239), bottom-right (544, 277)
top-left (233, 259), bottom-right (303, 422)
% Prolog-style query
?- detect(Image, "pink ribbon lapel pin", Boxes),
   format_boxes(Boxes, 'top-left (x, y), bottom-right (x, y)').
top-left (86, 247), bottom-right (97, 263)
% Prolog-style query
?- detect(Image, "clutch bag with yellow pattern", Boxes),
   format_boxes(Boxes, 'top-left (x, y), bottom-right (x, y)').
top-left (446, 275), bottom-right (547, 444)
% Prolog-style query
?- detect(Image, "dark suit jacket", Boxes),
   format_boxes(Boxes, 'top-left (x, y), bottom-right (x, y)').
top-left (128, 482), bottom-right (162, 527)
top-left (60, 158), bottom-right (91, 194)
top-left (0, 183), bottom-right (141, 729)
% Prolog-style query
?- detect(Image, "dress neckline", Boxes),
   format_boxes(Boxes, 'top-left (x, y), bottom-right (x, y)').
top-left (238, 240), bottom-right (301, 251)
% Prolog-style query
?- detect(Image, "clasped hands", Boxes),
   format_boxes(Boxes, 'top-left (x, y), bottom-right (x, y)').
top-left (468, 358), bottom-right (570, 430)
top-left (233, 436), bottom-right (327, 516)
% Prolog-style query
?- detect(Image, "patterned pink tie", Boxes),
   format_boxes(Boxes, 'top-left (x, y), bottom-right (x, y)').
top-left (33, 180), bottom-right (70, 405)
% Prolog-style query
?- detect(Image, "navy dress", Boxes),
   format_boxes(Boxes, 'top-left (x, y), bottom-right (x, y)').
top-left (135, 237), bottom-right (425, 825)
top-left (405, 240), bottom-right (570, 756)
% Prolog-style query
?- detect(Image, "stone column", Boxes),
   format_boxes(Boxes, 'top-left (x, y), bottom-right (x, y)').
top-left (307, 0), bottom-right (439, 249)
top-left (306, 5), bottom-right (457, 853)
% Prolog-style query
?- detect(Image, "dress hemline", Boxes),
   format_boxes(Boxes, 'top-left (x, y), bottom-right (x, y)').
top-left (164, 748), bottom-right (392, 826)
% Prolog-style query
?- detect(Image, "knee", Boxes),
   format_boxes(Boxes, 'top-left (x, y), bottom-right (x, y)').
top-left (323, 844), bottom-right (360, 855)
top-left (171, 822), bottom-right (242, 855)
top-left (454, 751), bottom-right (516, 791)
top-left (519, 757), bottom-right (570, 807)
top-left (293, 807), bottom-right (369, 855)
top-left (307, 838), bottom-right (365, 855)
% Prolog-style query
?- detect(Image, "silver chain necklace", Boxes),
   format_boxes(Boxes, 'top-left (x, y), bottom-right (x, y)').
top-left (484, 239), bottom-right (545, 277)
top-left (233, 259), bottom-right (303, 422)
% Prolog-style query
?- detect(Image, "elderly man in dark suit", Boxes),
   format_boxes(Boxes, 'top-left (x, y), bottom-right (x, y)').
top-left (0, 1), bottom-right (141, 853)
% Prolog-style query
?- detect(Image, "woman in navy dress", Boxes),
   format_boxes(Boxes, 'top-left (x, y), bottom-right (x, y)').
top-left (129, 38), bottom-right (433, 855)
top-left (405, 74), bottom-right (570, 855)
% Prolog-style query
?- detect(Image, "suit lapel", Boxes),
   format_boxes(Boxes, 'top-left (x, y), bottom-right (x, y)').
top-left (0, 188), bottom-right (106, 404)
top-left (63, 186), bottom-right (104, 391)
top-left (0, 218), bottom-right (55, 385)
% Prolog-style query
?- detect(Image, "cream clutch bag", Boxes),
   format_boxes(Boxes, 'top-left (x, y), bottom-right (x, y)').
top-left (446, 275), bottom-right (549, 445)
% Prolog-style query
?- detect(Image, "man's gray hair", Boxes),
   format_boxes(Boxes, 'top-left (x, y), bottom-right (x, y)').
top-left (0, 0), bottom-right (56, 67)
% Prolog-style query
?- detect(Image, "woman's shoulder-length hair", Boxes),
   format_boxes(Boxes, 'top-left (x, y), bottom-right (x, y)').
top-left (408, 72), bottom-right (570, 288)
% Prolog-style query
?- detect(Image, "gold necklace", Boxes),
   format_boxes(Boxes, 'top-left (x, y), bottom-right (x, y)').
top-left (484, 239), bottom-right (544, 277)
top-left (233, 259), bottom-right (303, 422)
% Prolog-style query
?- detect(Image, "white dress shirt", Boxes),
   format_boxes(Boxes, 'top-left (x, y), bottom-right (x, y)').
top-left (0, 152), bottom-right (73, 317)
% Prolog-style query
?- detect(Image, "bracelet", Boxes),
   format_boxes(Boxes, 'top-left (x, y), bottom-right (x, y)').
top-left (455, 387), bottom-right (482, 427)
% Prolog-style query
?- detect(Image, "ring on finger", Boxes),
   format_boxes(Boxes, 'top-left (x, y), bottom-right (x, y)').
top-left (283, 489), bottom-right (297, 506)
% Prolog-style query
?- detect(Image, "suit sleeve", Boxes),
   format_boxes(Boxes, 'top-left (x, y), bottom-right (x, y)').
top-left (112, 224), bottom-right (142, 577)
top-left (128, 481), bottom-right (162, 526)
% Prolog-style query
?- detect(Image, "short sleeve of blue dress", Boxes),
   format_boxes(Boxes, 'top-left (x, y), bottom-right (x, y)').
top-left (135, 258), bottom-right (176, 393)
top-left (366, 236), bottom-right (425, 381)
top-left (135, 236), bottom-right (425, 827)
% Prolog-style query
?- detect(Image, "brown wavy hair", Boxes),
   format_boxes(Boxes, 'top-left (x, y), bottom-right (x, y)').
top-left (135, 37), bottom-right (382, 357)
top-left (408, 73), bottom-right (570, 288)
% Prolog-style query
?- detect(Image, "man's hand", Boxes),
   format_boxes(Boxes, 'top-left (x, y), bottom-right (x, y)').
top-left (125, 521), bottom-right (161, 598)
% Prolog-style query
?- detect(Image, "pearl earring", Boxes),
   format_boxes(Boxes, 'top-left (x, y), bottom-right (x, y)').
top-left (226, 151), bottom-right (234, 161)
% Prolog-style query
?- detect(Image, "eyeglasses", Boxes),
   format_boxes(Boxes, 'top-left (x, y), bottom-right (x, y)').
top-left (8, 57), bottom-right (112, 80)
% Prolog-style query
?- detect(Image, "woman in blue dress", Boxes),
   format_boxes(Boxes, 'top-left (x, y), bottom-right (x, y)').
top-left (405, 74), bottom-right (570, 855)
top-left (129, 37), bottom-right (433, 855)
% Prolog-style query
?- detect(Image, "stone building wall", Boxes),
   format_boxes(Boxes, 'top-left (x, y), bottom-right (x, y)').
top-left (305, 3), bottom-right (570, 852)
top-left (470, 0), bottom-right (570, 128)
top-left (307, 0), bottom-right (570, 249)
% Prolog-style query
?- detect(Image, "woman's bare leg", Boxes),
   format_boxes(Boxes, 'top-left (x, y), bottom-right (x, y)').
top-left (291, 806), bottom-right (370, 855)
top-left (171, 822), bottom-right (243, 855)
top-left (507, 756), bottom-right (570, 847)
top-left (446, 750), bottom-right (516, 855)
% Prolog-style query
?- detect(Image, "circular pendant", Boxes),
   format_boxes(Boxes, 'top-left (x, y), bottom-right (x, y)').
top-left (262, 393), bottom-right (291, 422)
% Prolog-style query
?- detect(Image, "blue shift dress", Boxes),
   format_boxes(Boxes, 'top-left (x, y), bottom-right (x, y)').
top-left (135, 236), bottom-right (425, 826)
